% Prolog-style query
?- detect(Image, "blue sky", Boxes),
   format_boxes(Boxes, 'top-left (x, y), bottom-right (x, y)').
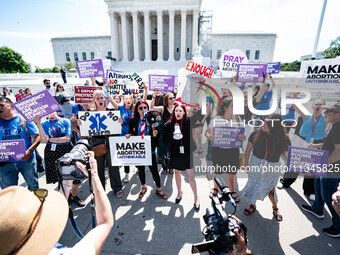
top-left (0, 0), bottom-right (339, 68)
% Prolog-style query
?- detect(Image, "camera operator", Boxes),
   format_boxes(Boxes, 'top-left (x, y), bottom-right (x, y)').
top-left (0, 151), bottom-right (114, 255)
top-left (34, 113), bottom-right (84, 206)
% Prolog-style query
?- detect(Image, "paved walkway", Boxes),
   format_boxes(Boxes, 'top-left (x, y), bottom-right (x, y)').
top-left (14, 143), bottom-right (339, 255)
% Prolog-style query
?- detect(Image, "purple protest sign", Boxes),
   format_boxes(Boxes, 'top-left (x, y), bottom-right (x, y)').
top-left (76, 59), bottom-right (105, 78)
top-left (212, 127), bottom-right (245, 148)
top-left (0, 139), bottom-right (26, 162)
top-left (12, 90), bottom-right (61, 122)
top-left (287, 146), bottom-right (329, 176)
top-left (148, 75), bottom-right (175, 92)
top-left (267, 62), bottom-right (281, 74)
top-left (237, 64), bottom-right (267, 83)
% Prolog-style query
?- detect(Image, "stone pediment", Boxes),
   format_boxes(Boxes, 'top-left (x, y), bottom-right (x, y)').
top-left (105, 0), bottom-right (201, 9)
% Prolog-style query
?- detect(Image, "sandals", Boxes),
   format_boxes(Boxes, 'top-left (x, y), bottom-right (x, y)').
top-left (116, 190), bottom-right (123, 198)
top-left (244, 204), bottom-right (256, 216)
top-left (273, 208), bottom-right (283, 222)
top-left (231, 192), bottom-right (240, 203)
top-left (209, 188), bottom-right (218, 198)
top-left (156, 188), bottom-right (167, 200)
top-left (161, 169), bottom-right (167, 174)
top-left (138, 186), bottom-right (148, 198)
top-left (169, 169), bottom-right (174, 174)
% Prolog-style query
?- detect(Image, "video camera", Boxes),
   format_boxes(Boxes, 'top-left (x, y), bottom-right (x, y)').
top-left (191, 176), bottom-right (247, 255)
top-left (56, 139), bottom-right (91, 180)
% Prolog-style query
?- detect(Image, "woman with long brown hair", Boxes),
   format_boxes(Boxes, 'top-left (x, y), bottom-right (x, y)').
top-left (151, 92), bottom-right (176, 174)
top-left (242, 113), bottom-right (291, 221)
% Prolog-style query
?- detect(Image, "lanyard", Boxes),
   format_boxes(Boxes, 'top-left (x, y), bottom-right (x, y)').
top-left (155, 96), bottom-right (160, 106)
top-left (265, 136), bottom-right (268, 160)
top-left (50, 119), bottom-right (59, 138)
top-left (178, 119), bottom-right (183, 143)
top-left (311, 115), bottom-right (320, 135)
top-left (125, 107), bottom-right (132, 120)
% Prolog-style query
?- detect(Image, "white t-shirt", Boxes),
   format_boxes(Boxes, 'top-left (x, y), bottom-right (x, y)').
top-left (48, 241), bottom-right (95, 255)
top-left (45, 87), bottom-right (56, 97)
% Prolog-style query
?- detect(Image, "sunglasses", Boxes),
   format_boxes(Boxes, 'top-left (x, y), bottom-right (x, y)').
top-left (314, 104), bottom-right (324, 106)
top-left (138, 106), bottom-right (148, 110)
top-left (8, 189), bottom-right (48, 255)
top-left (59, 86), bottom-right (64, 89)
top-left (45, 83), bottom-right (50, 85)
top-left (168, 97), bottom-right (174, 100)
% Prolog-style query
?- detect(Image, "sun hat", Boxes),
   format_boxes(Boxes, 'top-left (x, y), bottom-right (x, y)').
top-left (0, 186), bottom-right (69, 255)
top-left (323, 102), bottom-right (340, 113)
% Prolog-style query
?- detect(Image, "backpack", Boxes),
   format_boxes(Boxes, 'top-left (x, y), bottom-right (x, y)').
top-left (18, 115), bottom-right (30, 138)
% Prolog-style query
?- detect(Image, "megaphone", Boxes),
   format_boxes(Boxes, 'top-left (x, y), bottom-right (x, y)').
top-left (173, 123), bottom-right (183, 140)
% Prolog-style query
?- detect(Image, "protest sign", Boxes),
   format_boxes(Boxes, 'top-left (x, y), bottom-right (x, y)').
top-left (237, 64), bottom-right (267, 83)
top-left (74, 86), bottom-right (102, 104)
top-left (12, 90), bottom-right (61, 123)
top-left (219, 49), bottom-right (248, 78)
top-left (287, 146), bottom-right (329, 176)
top-left (106, 70), bottom-right (145, 95)
top-left (299, 58), bottom-right (340, 92)
top-left (78, 111), bottom-right (121, 136)
top-left (174, 76), bottom-right (179, 88)
top-left (267, 62), bottom-right (281, 74)
top-left (212, 127), bottom-right (245, 148)
top-left (0, 139), bottom-right (26, 162)
top-left (109, 136), bottom-right (152, 166)
top-left (149, 74), bottom-right (175, 92)
top-left (76, 59), bottom-right (104, 78)
top-left (184, 61), bottom-right (214, 79)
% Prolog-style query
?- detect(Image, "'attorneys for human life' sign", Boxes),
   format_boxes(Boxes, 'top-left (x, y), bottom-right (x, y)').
top-left (109, 136), bottom-right (152, 166)
top-left (12, 90), bottom-right (61, 122)
top-left (0, 140), bottom-right (26, 162)
top-left (78, 111), bottom-right (121, 136)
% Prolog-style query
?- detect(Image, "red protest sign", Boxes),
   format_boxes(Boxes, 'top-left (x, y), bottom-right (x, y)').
top-left (74, 86), bottom-right (102, 104)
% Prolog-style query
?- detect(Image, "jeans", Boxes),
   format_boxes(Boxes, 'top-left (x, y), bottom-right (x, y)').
top-left (0, 158), bottom-right (39, 190)
top-left (312, 176), bottom-right (340, 229)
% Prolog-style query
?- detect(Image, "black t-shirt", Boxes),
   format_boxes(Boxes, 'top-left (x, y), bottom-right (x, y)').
top-left (321, 121), bottom-right (340, 173)
top-left (249, 130), bottom-right (291, 163)
top-left (154, 95), bottom-right (164, 107)
top-left (60, 69), bottom-right (66, 75)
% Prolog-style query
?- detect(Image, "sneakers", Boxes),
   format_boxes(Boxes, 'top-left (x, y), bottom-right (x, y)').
top-left (301, 204), bottom-right (324, 219)
top-left (323, 225), bottom-right (340, 238)
top-left (277, 181), bottom-right (284, 189)
top-left (70, 195), bottom-right (85, 207)
top-left (122, 173), bottom-right (129, 183)
top-left (309, 194), bottom-right (316, 201)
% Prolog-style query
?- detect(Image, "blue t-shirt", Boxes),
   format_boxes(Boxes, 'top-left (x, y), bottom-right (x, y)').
top-left (299, 114), bottom-right (326, 142)
top-left (42, 118), bottom-right (72, 145)
top-left (72, 104), bottom-right (85, 115)
top-left (257, 91), bottom-right (273, 110)
top-left (61, 102), bottom-right (74, 120)
top-left (0, 115), bottom-right (39, 162)
top-left (118, 105), bottom-right (133, 135)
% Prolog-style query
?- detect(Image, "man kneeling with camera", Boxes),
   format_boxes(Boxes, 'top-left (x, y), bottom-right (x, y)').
top-left (0, 151), bottom-right (113, 255)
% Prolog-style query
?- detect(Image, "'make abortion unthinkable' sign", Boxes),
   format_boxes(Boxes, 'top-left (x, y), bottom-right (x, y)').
top-left (12, 90), bottom-right (61, 122)
top-left (109, 136), bottom-right (152, 166)
top-left (0, 140), bottom-right (26, 162)
top-left (74, 86), bottom-right (102, 104)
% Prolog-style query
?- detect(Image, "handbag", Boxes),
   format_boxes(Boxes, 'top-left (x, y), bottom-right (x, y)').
top-left (91, 135), bottom-right (108, 157)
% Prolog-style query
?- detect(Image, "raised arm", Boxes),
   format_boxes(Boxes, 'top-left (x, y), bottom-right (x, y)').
top-left (291, 92), bottom-right (307, 121)
top-left (254, 75), bottom-right (267, 103)
top-left (142, 82), bottom-right (148, 101)
top-left (105, 84), bottom-right (119, 109)
top-left (269, 74), bottom-right (275, 89)
top-left (150, 90), bottom-right (164, 113)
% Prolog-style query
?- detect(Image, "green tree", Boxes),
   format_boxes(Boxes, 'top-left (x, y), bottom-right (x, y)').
top-left (0, 46), bottom-right (29, 73)
top-left (322, 36), bottom-right (340, 59)
top-left (51, 66), bottom-right (60, 73)
top-left (64, 62), bottom-right (77, 72)
top-left (35, 68), bottom-right (52, 73)
top-left (280, 60), bottom-right (301, 71)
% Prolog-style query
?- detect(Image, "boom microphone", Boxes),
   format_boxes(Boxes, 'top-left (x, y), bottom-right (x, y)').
top-left (214, 176), bottom-right (236, 207)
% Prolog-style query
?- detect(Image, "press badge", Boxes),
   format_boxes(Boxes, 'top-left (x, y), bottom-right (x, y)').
top-left (179, 146), bottom-right (185, 154)
top-left (51, 143), bottom-right (57, 151)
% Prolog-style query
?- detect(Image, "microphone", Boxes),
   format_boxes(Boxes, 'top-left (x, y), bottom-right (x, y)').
top-left (214, 176), bottom-right (237, 207)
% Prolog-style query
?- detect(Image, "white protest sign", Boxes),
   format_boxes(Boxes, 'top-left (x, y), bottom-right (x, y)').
top-left (109, 136), bottom-right (152, 166)
top-left (78, 111), bottom-right (121, 136)
top-left (299, 58), bottom-right (340, 92)
top-left (106, 70), bottom-right (145, 95)
top-left (219, 49), bottom-right (248, 78)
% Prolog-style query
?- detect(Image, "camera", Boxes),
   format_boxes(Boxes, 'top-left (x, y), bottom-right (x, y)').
top-left (192, 176), bottom-right (247, 255)
top-left (56, 139), bottom-right (91, 180)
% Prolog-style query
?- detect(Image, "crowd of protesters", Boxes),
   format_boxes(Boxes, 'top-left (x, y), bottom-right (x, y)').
top-left (1, 70), bottom-right (340, 254)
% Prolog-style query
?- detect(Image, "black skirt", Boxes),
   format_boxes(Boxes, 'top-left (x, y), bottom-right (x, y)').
top-left (171, 156), bottom-right (192, 171)
top-left (211, 147), bottom-right (240, 175)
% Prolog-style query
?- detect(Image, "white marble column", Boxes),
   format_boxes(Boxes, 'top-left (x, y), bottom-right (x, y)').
top-left (156, 10), bottom-right (163, 61)
top-left (132, 10), bottom-right (140, 61)
top-left (180, 10), bottom-right (187, 61)
top-left (192, 9), bottom-right (199, 54)
top-left (143, 10), bottom-right (151, 61)
top-left (120, 11), bottom-right (128, 61)
top-left (109, 12), bottom-right (119, 61)
top-left (168, 10), bottom-right (175, 61)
